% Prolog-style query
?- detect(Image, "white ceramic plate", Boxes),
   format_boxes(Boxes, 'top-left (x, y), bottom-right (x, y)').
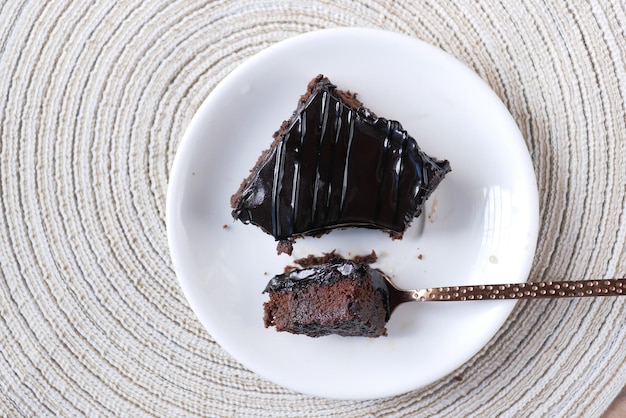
top-left (167, 28), bottom-right (538, 400)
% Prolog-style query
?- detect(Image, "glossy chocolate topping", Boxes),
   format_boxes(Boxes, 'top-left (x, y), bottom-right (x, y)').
top-left (232, 75), bottom-right (451, 244)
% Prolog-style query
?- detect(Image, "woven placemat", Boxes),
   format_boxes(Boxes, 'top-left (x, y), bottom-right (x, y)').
top-left (1, 1), bottom-right (625, 416)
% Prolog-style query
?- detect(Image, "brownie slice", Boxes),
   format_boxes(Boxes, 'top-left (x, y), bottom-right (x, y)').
top-left (263, 253), bottom-right (391, 338)
top-left (231, 75), bottom-right (451, 254)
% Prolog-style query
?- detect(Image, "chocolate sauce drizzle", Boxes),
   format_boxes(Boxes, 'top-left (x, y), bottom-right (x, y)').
top-left (232, 76), bottom-right (451, 243)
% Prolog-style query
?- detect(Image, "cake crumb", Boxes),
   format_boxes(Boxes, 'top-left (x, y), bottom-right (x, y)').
top-left (276, 239), bottom-right (294, 255)
top-left (353, 250), bottom-right (378, 265)
top-left (417, 254), bottom-right (423, 260)
top-left (223, 224), bottom-right (229, 229)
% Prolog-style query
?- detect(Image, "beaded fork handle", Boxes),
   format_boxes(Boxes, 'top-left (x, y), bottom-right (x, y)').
top-left (412, 279), bottom-right (626, 302)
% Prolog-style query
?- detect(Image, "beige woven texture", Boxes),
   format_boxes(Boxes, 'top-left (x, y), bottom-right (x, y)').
top-left (1, 0), bottom-right (625, 416)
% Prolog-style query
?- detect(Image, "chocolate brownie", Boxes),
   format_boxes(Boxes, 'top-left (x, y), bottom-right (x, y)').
top-left (231, 75), bottom-right (451, 254)
top-left (263, 253), bottom-right (390, 338)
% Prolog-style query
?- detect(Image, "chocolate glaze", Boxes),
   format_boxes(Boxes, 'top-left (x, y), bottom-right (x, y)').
top-left (232, 75), bottom-right (451, 245)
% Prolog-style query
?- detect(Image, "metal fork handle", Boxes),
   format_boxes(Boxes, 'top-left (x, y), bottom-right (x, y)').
top-left (413, 279), bottom-right (626, 302)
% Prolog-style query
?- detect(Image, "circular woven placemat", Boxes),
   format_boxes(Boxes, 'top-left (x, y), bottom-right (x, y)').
top-left (1, 1), bottom-right (625, 416)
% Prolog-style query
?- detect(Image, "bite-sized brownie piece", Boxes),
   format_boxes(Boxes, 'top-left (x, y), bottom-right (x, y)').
top-left (263, 253), bottom-right (390, 338)
top-left (231, 75), bottom-right (451, 255)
